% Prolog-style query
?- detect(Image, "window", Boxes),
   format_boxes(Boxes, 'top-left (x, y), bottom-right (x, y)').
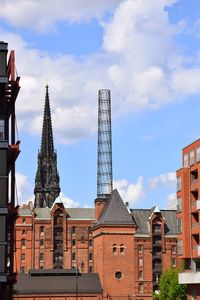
top-left (22, 229), bottom-right (26, 235)
top-left (89, 253), bottom-right (93, 261)
top-left (172, 257), bottom-right (176, 267)
top-left (80, 236), bottom-right (85, 243)
top-left (81, 262), bottom-right (84, 272)
top-left (113, 244), bottom-right (117, 254)
top-left (171, 245), bottom-right (176, 254)
top-left (39, 253), bottom-right (44, 261)
top-left (177, 218), bottom-right (182, 233)
top-left (72, 239), bottom-right (76, 246)
top-left (89, 239), bottom-right (93, 247)
top-left (40, 239), bottom-right (44, 247)
top-left (72, 252), bottom-right (76, 261)
top-left (0, 119), bottom-right (5, 140)
top-left (138, 245), bottom-right (143, 253)
top-left (138, 283), bottom-right (143, 294)
top-left (21, 253), bottom-right (25, 261)
top-left (139, 270), bottom-right (143, 280)
top-left (153, 273), bottom-right (161, 283)
top-left (177, 197), bottom-right (182, 212)
top-left (192, 290), bottom-right (197, 300)
top-left (178, 240), bottom-right (183, 255)
top-left (22, 218), bottom-right (26, 224)
top-left (190, 150), bottom-right (195, 166)
top-left (177, 176), bottom-right (181, 192)
top-left (197, 147), bottom-right (200, 163)
top-left (183, 153), bottom-right (188, 167)
top-left (115, 271), bottom-right (122, 279)
top-left (21, 239), bottom-right (26, 248)
top-left (120, 244), bottom-right (124, 255)
top-left (139, 257), bottom-right (143, 267)
top-left (40, 226), bottom-right (44, 235)
top-left (89, 266), bottom-right (93, 272)
top-left (72, 227), bottom-right (76, 234)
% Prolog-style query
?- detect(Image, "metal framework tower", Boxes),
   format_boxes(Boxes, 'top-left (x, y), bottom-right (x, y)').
top-left (0, 42), bottom-right (20, 299)
top-left (97, 89), bottom-right (113, 197)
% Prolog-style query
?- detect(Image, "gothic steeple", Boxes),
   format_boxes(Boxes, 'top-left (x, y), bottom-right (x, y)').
top-left (34, 85), bottom-right (60, 208)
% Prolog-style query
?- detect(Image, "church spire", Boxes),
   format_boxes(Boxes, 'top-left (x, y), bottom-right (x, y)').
top-left (41, 85), bottom-right (54, 157)
top-left (34, 86), bottom-right (60, 208)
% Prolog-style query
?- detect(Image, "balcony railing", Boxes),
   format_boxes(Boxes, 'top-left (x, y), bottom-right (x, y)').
top-left (197, 200), bottom-right (200, 210)
top-left (192, 222), bottom-right (199, 228)
top-left (179, 272), bottom-right (200, 284)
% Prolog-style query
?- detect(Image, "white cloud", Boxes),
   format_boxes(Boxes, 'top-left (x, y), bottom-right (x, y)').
top-left (0, 0), bottom-right (121, 32)
top-left (172, 68), bottom-right (200, 95)
top-left (15, 172), bottom-right (33, 204)
top-left (149, 172), bottom-right (176, 189)
top-left (166, 192), bottom-right (177, 209)
top-left (114, 176), bottom-right (145, 205)
top-left (59, 192), bottom-right (79, 208)
top-left (1, 0), bottom-right (200, 145)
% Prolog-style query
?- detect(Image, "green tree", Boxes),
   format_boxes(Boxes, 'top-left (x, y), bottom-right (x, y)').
top-left (158, 268), bottom-right (187, 300)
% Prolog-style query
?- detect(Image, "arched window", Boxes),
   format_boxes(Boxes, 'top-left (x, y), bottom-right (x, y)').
top-left (120, 244), bottom-right (124, 255)
top-left (112, 244), bottom-right (117, 254)
top-left (138, 245), bottom-right (143, 253)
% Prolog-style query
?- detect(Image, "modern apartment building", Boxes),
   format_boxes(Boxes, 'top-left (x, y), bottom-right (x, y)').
top-left (178, 139), bottom-right (200, 299)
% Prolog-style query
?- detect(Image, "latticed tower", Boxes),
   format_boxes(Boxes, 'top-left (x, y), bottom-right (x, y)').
top-left (97, 89), bottom-right (113, 197)
top-left (34, 85), bottom-right (60, 208)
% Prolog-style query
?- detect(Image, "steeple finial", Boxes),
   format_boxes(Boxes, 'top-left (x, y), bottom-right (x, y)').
top-left (34, 86), bottom-right (60, 208)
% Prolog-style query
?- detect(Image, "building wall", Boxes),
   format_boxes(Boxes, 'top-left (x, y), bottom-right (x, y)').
top-left (93, 225), bottom-right (136, 298)
top-left (14, 209), bottom-right (94, 274)
top-left (13, 294), bottom-right (102, 300)
top-left (177, 139), bottom-right (200, 299)
top-left (15, 204), bottom-right (178, 299)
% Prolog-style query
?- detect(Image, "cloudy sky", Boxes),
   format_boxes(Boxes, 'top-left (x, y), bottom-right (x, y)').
top-left (2, 0), bottom-right (200, 209)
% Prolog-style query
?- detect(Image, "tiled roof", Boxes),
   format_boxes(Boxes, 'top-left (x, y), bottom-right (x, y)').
top-left (14, 270), bottom-right (102, 295)
top-left (67, 208), bottom-right (95, 220)
top-left (131, 209), bottom-right (177, 236)
top-left (97, 189), bottom-right (135, 226)
top-left (19, 208), bottom-right (32, 216)
top-left (19, 207), bottom-right (95, 220)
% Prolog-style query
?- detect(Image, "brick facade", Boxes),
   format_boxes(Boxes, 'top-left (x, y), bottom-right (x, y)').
top-left (177, 139), bottom-right (200, 299)
top-left (14, 192), bottom-right (178, 299)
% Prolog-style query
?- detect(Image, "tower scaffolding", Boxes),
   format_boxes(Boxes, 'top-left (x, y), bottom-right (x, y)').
top-left (97, 89), bottom-right (113, 198)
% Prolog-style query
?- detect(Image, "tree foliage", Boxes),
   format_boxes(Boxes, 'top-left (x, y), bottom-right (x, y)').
top-left (156, 268), bottom-right (187, 300)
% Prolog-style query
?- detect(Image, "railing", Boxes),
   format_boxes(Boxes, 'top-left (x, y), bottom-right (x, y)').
top-left (192, 222), bottom-right (199, 228)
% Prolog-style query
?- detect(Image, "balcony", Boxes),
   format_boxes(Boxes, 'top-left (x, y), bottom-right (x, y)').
top-left (153, 264), bottom-right (162, 273)
top-left (153, 229), bottom-right (162, 236)
top-left (153, 240), bottom-right (162, 247)
top-left (179, 272), bottom-right (200, 284)
top-left (191, 179), bottom-right (198, 191)
top-left (197, 200), bottom-right (200, 210)
top-left (152, 253), bottom-right (162, 260)
top-left (53, 262), bottom-right (63, 268)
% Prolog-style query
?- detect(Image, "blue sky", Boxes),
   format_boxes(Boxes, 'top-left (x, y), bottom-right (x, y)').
top-left (1, 0), bottom-right (200, 209)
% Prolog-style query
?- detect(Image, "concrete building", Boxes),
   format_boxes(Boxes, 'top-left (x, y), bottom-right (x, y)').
top-left (178, 139), bottom-right (200, 299)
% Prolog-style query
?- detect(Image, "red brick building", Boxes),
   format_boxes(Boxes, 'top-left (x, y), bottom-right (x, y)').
top-left (14, 194), bottom-right (178, 299)
top-left (13, 87), bottom-right (178, 299)
top-left (177, 139), bottom-right (200, 299)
